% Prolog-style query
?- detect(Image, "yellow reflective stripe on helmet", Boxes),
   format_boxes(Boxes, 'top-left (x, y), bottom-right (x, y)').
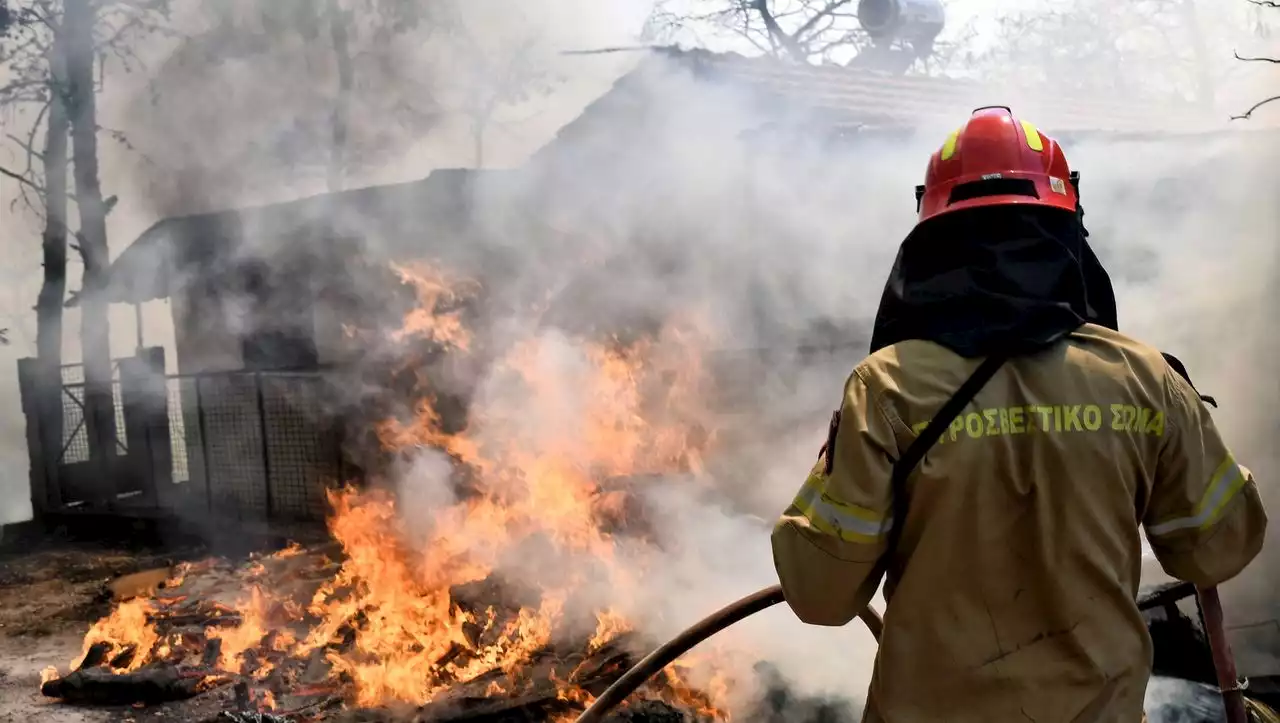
top-left (940, 129), bottom-right (960, 161)
top-left (1020, 120), bottom-right (1044, 152)
top-left (791, 473), bottom-right (892, 545)
top-left (1148, 455), bottom-right (1249, 537)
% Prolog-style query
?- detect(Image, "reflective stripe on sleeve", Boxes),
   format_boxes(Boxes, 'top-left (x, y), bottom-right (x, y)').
top-left (791, 475), bottom-right (892, 545)
top-left (1148, 455), bottom-right (1249, 537)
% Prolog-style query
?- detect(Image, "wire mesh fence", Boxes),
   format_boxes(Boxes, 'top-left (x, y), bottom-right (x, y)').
top-left (57, 382), bottom-right (128, 464)
top-left (161, 370), bottom-right (345, 523)
top-left (38, 358), bottom-right (348, 523)
top-left (167, 378), bottom-right (192, 484)
top-left (55, 361), bottom-right (130, 466)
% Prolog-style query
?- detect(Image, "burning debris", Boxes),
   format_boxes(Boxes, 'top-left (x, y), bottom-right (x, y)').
top-left (35, 501), bottom-right (741, 722)
top-left (38, 264), bottom-right (775, 722)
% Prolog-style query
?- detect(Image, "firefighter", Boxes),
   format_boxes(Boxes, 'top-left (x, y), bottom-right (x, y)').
top-left (770, 107), bottom-right (1268, 723)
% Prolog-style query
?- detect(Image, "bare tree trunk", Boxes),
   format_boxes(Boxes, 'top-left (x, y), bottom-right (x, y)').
top-left (326, 0), bottom-right (352, 193)
top-left (36, 24), bottom-right (70, 466)
top-left (750, 0), bottom-right (805, 61)
top-left (64, 0), bottom-right (116, 501)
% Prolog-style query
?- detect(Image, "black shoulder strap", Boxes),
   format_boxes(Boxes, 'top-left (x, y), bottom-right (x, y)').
top-left (892, 355), bottom-right (1009, 485)
top-left (1161, 352), bottom-right (1218, 408)
top-left (885, 355), bottom-right (1008, 567)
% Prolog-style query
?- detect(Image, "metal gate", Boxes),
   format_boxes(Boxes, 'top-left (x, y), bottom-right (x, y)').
top-left (19, 350), bottom-right (352, 524)
top-left (18, 352), bottom-right (163, 513)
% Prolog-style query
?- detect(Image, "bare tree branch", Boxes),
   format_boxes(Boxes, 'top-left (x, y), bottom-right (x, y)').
top-left (0, 77), bottom-right (49, 101)
top-left (6, 94), bottom-right (58, 219)
top-left (1234, 50), bottom-right (1280, 63)
top-left (0, 162), bottom-right (45, 196)
top-left (791, 0), bottom-right (851, 43)
top-left (21, 3), bottom-right (58, 32)
top-left (1232, 95), bottom-right (1280, 120)
top-left (750, 0), bottom-right (806, 61)
top-left (6, 131), bottom-right (45, 161)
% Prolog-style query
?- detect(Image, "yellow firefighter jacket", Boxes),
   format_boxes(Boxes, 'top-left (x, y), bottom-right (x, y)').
top-left (772, 323), bottom-right (1267, 723)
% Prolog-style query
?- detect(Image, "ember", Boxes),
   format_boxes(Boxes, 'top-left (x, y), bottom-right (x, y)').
top-left (39, 266), bottom-right (775, 721)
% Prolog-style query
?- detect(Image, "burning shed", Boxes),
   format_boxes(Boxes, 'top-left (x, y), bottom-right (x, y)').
top-left (100, 168), bottom-right (526, 374)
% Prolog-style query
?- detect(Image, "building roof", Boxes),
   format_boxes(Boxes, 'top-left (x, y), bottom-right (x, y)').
top-left (681, 47), bottom-right (1217, 130)
top-left (84, 169), bottom-right (511, 306)
top-left (538, 46), bottom-right (1251, 159)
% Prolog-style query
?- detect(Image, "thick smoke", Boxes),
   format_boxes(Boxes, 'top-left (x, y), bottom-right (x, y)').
top-left (17, 0), bottom-right (1271, 716)
top-left (383, 84), bottom-right (1280, 711)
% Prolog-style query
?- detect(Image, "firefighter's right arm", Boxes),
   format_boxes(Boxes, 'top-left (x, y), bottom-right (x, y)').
top-left (1143, 368), bottom-right (1268, 588)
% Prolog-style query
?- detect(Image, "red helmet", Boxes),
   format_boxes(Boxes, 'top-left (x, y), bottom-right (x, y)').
top-left (915, 106), bottom-right (1078, 224)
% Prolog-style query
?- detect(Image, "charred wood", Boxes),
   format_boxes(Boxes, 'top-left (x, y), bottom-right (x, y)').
top-left (41, 665), bottom-right (215, 705)
top-left (108, 645), bottom-right (137, 670)
top-left (450, 577), bottom-right (543, 618)
top-left (77, 642), bottom-right (112, 671)
top-left (209, 712), bottom-right (292, 723)
top-left (412, 690), bottom-right (578, 722)
top-left (600, 701), bottom-right (695, 723)
top-left (156, 611), bottom-right (244, 629)
top-left (203, 638), bottom-right (224, 669)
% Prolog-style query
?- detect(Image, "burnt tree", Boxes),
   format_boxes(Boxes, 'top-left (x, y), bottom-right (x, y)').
top-left (3, 0), bottom-right (171, 513)
top-left (1, 2), bottom-right (72, 483)
top-left (64, 0), bottom-right (115, 489)
top-left (37, 19), bottom-right (70, 484)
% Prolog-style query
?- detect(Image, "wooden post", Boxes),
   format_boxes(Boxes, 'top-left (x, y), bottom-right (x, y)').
top-left (143, 348), bottom-right (172, 496)
top-left (134, 303), bottom-right (144, 352)
top-left (16, 358), bottom-right (60, 515)
top-left (118, 347), bottom-right (170, 507)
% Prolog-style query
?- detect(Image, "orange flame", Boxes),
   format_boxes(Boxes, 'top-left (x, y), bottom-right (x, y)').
top-left (205, 586), bottom-right (269, 674)
top-left (72, 599), bottom-right (159, 673)
top-left (388, 262), bottom-right (479, 350)
top-left (59, 264), bottom-right (736, 716)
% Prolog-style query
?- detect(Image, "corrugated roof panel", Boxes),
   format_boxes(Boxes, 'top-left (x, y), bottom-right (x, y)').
top-left (539, 47), bottom-right (1239, 148)
top-left (683, 50), bottom-right (1215, 134)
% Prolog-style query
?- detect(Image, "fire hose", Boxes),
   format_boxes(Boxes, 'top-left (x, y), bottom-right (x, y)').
top-left (1197, 585), bottom-right (1249, 723)
top-left (572, 583), bottom-right (1249, 723)
top-left (573, 585), bottom-right (882, 723)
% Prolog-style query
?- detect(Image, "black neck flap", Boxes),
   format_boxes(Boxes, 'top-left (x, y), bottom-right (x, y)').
top-left (869, 205), bottom-right (1118, 358)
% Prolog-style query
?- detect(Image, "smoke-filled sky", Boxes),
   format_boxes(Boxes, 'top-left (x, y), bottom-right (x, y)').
top-left (1, 0), bottom-right (1279, 711)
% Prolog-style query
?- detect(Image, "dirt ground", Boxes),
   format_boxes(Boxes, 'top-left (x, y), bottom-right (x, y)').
top-left (0, 544), bottom-right (203, 723)
top-left (0, 629), bottom-right (112, 723)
